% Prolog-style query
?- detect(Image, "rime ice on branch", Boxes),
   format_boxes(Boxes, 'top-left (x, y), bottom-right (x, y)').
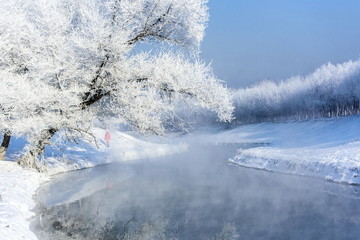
top-left (0, 0), bottom-right (233, 168)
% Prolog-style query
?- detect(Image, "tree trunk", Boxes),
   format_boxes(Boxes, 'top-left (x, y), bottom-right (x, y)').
top-left (0, 132), bottom-right (11, 160)
top-left (18, 128), bottom-right (57, 171)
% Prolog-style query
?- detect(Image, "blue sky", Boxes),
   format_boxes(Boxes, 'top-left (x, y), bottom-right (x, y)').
top-left (201, 0), bottom-right (360, 88)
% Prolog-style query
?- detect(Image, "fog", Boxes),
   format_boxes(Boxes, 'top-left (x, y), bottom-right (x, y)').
top-left (33, 143), bottom-right (360, 240)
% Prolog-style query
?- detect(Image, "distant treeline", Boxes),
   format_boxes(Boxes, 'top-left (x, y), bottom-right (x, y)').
top-left (232, 60), bottom-right (360, 124)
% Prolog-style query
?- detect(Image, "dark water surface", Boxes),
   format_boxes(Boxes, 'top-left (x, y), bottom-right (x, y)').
top-left (33, 144), bottom-right (360, 240)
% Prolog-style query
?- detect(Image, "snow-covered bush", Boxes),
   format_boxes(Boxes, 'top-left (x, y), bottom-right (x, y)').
top-left (0, 0), bottom-right (233, 167)
top-left (233, 60), bottom-right (360, 123)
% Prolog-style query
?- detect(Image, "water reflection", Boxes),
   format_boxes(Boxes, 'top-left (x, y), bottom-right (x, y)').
top-left (33, 144), bottom-right (360, 240)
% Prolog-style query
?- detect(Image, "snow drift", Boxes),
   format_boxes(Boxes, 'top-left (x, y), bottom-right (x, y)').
top-left (232, 60), bottom-right (360, 123)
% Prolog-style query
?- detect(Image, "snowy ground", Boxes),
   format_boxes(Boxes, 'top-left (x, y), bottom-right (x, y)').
top-left (1, 114), bottom-right (360, 239)
top-left (0, 161), bottom-right (48, 240)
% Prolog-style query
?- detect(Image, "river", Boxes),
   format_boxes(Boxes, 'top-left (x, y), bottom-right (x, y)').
top-left (32, 144), bottom-right (360, 240)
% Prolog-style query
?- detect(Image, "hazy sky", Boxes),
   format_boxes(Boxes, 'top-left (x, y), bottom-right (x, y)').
top-left (201, 0), bottom-right (360, 88)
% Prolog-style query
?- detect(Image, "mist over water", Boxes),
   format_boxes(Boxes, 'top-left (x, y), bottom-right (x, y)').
top-left (33, 143), bottom-right (360, 240)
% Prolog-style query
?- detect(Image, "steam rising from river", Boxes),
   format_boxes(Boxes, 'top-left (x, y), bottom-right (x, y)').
top-left (33, 143), bottom-right (360, 240)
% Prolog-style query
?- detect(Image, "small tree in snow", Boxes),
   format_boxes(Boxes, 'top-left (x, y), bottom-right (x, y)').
top-left (0, 0), bottom-right (233, 168)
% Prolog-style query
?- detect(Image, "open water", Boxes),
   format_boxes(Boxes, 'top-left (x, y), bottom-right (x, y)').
top-left (33, 144), bottom-right (360, 240)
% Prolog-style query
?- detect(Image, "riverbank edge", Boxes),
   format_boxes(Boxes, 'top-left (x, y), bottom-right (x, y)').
top-left (0, 159), bottom-right (118, 240)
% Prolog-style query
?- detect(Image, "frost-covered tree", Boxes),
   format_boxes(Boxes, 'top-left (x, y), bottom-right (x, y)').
top-left (0, 0), bottom-right (233, 167)
top-left (232, 60), bottom-right (360, 123)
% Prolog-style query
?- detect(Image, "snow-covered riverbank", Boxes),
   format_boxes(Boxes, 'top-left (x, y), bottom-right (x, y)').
top-left (0, 161), bottom-right (48, 240)
top-left (223, 115), bottom-right (360, 184)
